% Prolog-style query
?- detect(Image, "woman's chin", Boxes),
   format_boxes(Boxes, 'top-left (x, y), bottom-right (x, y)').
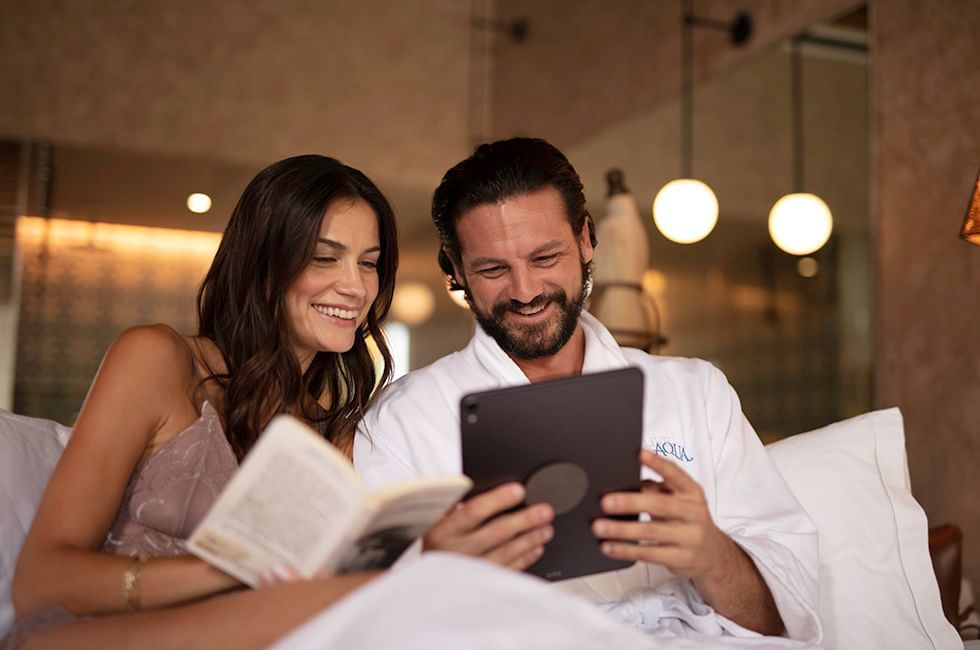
top-left (317, 334), bottom-right (358, 355)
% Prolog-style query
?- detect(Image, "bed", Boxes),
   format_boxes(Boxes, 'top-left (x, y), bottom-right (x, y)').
top-left (0, 407), bottom-right (968, 648)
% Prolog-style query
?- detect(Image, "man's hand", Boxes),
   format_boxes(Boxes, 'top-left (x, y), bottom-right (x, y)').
top-left (423, 482), bottom-right (555, 570)
top-left (592, 449), bottom-right (783, 635)
top-left (591, 449), bottom-right (733, 581)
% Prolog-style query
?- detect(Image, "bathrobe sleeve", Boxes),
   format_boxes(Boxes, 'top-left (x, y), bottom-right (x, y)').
top-left (700, 361), bottom-right (823, 644)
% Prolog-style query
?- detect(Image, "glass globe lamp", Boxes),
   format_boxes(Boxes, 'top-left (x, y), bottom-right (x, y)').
top-left (768, 192), bottom-right (833, 255)
top-left (652, 179), bottom-right (719, 244)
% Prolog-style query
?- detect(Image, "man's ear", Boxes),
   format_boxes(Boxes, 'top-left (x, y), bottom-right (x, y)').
top-left (578, 220), bottom-right (595, 266)
top-left (441, 245), bottom-right (466, 289)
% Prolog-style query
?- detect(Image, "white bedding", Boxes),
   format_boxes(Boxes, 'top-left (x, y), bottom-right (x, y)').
top-left (274, 408), bottom-right (963, 650)
top-left (0, 408), bottom-right (962, 647)
top-left (272, 553), bottom-right (820, 650)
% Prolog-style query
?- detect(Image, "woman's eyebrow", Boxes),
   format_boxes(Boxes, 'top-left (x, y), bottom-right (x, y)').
top-left (317, 238), bottom-right (381, 254)
top-left (317, 238), bottom-right (346, 250)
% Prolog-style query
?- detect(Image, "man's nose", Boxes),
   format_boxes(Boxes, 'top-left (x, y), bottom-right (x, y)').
top-left (509, 267), bottom-right (544, 304)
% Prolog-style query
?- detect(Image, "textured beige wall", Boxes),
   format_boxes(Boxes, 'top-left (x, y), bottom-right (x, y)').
top-left (492, 0), bottom-right (863, 147)
top-left (872, 0), bottom-right (980, 588)
top-left (0, 0), bottom-right (471, 191)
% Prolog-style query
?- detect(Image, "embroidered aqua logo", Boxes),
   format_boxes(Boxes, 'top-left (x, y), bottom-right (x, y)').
top-left (653, 440), bottom-right (695, 462)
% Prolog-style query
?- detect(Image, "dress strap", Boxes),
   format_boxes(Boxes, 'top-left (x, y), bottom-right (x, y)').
top-left (180, 335), bottom-right (213, 408)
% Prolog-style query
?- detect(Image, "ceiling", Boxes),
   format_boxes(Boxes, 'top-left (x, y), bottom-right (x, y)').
top-left (3, 0), bottom-right (868, 270)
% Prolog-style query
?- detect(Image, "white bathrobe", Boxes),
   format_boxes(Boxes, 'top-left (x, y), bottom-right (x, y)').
top-left (354, 312), bottom-right (822, 645)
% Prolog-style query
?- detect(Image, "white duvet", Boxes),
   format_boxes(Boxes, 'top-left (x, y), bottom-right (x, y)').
top-left (272, 554), bottom-right (821, 650)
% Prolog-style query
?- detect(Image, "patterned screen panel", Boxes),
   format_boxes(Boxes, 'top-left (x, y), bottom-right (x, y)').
top-left (14, 218), bottom-right (220, 424)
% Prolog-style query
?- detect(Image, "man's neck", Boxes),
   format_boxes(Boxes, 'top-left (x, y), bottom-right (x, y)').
top-left (510, 323), bottom-right (587, 383)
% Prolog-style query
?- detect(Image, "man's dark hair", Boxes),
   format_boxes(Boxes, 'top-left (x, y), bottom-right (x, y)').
top-left (432, 137), bottom-right (597, 290)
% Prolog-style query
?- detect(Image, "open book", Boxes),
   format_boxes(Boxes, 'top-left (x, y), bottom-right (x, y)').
top-left (186, 415), bottom-right (471, 588)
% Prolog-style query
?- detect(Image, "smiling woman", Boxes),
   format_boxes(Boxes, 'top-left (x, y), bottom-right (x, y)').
top-left (196, 156), bottom-right (398, 459)
top-left (284, 199), bottom-right (382, 373)
top-left (8, 155), bottom-right (401, 648)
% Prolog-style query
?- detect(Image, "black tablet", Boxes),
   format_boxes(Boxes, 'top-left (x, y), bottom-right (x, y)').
top-left (460, 367), bottom-right (644, 581)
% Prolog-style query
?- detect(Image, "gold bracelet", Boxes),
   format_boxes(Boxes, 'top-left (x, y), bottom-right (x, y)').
top-left (122, 554), bottom-right (148, 613)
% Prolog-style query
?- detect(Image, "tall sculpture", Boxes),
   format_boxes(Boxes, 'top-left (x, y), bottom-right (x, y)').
top-left (589, 169), bottom-right (667, 353)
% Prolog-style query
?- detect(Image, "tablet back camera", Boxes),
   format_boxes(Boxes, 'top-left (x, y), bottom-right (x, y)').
top-left (463, 397), bottom-right (479, 425)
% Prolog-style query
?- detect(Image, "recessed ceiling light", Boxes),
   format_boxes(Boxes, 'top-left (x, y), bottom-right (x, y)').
top-left (187, 193), bottom-right (212, 214)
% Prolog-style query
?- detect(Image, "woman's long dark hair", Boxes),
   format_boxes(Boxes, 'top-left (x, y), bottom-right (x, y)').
top-left (197, 155), bottom-right (398, 459)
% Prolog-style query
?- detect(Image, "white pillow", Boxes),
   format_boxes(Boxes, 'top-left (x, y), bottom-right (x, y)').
top-left (0, 409), bottom-right (71, 637)
top-left (766, 408), bottom-right (961, 649)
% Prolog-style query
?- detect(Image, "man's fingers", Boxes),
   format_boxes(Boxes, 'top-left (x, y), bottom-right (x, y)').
top-left (469, 503), bottom-right (553, 554)
top-left (438, 483), bottom-right (527, 537)
top-left (642, 478), bottom-right (671, 494)
top-left (486, 524), bottom-right (554, 568)
top-left (600, 490), bottom-right (691, 520)
top-left (423, 487), bottom-right (553, 559)
top-left (592, 518), bottom-right (692, 547)
top-left (641, 450), bottom-right (700, 494)
top-left (600, 540), bottom-right (691, 569)
top-left (505, 545), bottom-right (546, 571)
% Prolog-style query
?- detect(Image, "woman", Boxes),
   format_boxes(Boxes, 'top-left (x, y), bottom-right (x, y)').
top-left (9, 154), bottom-right (398, 648)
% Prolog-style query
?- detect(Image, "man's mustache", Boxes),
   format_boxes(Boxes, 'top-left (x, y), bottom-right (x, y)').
top-left (491, 290), bottom-right (567, 320)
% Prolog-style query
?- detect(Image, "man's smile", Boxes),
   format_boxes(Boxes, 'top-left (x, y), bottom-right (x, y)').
top-left (508, 300), bottom-right (552, 319)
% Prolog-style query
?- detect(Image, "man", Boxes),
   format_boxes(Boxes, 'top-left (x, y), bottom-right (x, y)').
top-left (354, 138), bottom-right (821, 643)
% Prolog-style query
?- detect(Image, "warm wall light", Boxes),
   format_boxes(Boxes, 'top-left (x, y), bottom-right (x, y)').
top-left (390, 281), bottom-right (435, 326)
top-left (17, 217), bottom-right (221, 257)
top-left (642, 269), bottom-right (667, 296)
top-left (769, 193), bottom-right (833, 255)
top-left (187, 193), bottom-right (212, 214)
top-left (653, 179), bottom-right (719, 244)
top-left (960, 169), bottom-right (980, 246)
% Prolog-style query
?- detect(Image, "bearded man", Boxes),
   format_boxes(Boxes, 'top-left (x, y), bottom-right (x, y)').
top-left (353, 138), bottom-right (822, 645)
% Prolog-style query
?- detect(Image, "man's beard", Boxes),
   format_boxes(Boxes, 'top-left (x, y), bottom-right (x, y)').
top-left (465, 260), bottom-right (591, 360)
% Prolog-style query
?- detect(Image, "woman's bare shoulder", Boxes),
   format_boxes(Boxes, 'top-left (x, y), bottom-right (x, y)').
top-left (111, 323), bottom-right (189, 352)
top-left (72, 324), bottom-right (203, 457)
top-left (98, 324), bottom-right (197, 397)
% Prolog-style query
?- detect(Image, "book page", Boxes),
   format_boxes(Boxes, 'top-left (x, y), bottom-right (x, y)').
top-left (335, 476), bottom-right (471, 572)
top-left (186, 416), bottom-right (370, 587)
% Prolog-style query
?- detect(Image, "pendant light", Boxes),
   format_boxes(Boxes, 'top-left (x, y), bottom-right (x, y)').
top-left (653, 4), bottom-right (752, 245)
top-left (768, 38), bottom-right (833, 256)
